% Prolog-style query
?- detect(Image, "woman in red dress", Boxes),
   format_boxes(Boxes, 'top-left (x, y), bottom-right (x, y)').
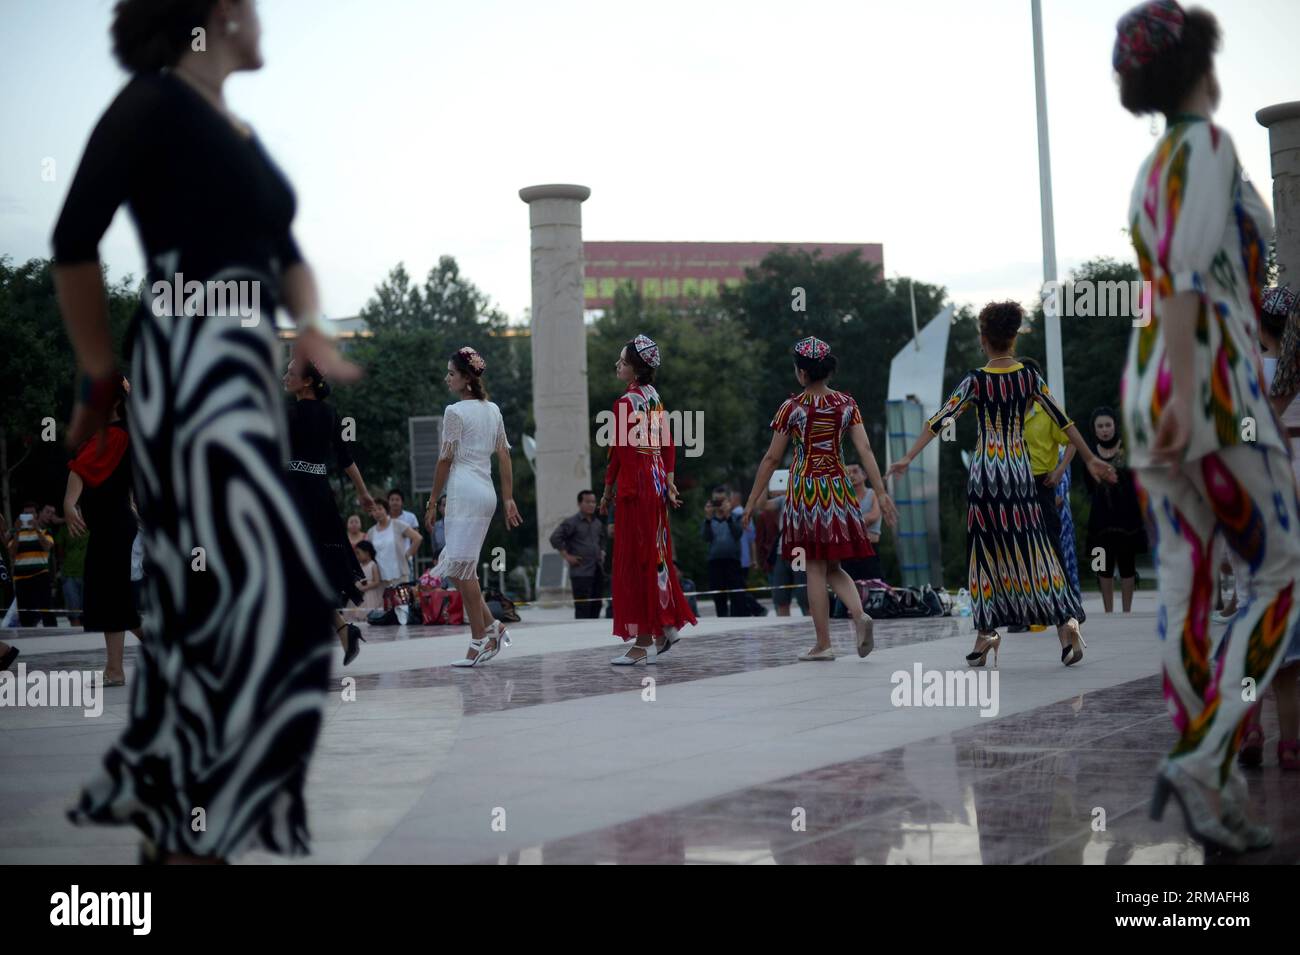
top-left (743, 337), bottom-right (897, 661)
top-left (599, 334), bottom-right (697, 665)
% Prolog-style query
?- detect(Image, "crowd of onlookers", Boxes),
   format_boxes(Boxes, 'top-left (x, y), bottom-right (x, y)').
top-left (0, 487), bottom-right (445, 636)
top-left (0, 500), bottom-right (146, 630)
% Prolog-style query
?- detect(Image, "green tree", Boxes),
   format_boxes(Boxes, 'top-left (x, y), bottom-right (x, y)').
top-left (0, 256), bottom-right (138, 520)
top-left (336, 257), bottom-right (534, 571)
top-left (717, 247), bottom-right (971, 585)
top-left (588, 284), bottom-right (763, 579)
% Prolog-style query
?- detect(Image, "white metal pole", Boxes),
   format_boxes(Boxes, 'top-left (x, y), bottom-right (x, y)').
top-left (909, 279), bottom-right (920, 351)
top-left (1031, 0), bottom-right (1065, 404)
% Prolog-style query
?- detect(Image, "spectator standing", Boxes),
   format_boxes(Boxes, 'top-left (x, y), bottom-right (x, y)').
top-left (551, 490), bottom-right (608, 619)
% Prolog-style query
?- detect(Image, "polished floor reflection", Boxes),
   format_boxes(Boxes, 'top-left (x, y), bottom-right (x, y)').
top-left (484, 676), bottom-right (1300, 864)
top-left (3, 596), bottom-right (1297, 864)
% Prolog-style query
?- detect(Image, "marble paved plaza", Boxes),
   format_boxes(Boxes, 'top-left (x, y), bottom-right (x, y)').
top-left (3, 593), bottom-right (1297, 864)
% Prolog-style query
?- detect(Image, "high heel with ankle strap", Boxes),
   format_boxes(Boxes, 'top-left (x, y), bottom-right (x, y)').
top-left (452, 623), bottom-right (507, 668)
top-left (611, 642), bottom-right (657, 666)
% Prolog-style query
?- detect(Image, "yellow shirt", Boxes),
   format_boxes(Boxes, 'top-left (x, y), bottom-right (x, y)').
top-left (1024, 404), bottom-right (1069, 476)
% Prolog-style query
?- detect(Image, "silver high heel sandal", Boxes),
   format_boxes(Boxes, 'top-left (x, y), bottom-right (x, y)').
top-left (1150, 759), bottom-right (1247, 854)
top-left (611, 642), bottom-right (657, 666)
top-left (452, 622), bottom-right (508, 668)
top-left (856, 614), bottom-right (875, 658)
top-left (1060, 619), bottom-right (1084, 666)
top-left (477, 620), bottom-right (510, 664)
top-left (1221, 766), bottom-right (1273, 850)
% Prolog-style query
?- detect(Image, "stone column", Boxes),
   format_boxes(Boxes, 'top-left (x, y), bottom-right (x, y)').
top-left (1257, 102), bottom-right (1300, 286)
top-left (519, 184), bottom-right (592, 605)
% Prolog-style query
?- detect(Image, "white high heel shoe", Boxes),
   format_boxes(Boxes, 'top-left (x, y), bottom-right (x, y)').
top-left (477, 620), bottom-right (510, 664)
top-left (611, 642), bottom-right (657, 666)
top-left (451, 622), bottom-right (509, 668)
top-left (1150, 759), bottom-right (1247, 853)
top-left (656, 627), bottom-right (682, 656)
top-left (1221, 766), bottom-right (1273, 850)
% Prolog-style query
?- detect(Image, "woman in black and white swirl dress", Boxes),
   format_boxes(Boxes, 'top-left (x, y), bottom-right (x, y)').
top-left (53, 0), bottom-right (356, 862)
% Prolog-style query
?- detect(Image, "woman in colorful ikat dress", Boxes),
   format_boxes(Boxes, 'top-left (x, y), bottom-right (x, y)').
top-left (889, 303), bottom-right (1116, 669)
top-left (742, 337), bottom-right (897, 663)
top-left (1113, 0), bottom-right (1300, 854)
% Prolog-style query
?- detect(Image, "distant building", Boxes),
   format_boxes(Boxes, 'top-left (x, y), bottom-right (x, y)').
top-left (582, 241), bottom-right (884, 309)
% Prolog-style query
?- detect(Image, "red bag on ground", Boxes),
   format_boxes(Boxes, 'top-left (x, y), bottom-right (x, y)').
top-left (420, 587), bottom-right (464, 625)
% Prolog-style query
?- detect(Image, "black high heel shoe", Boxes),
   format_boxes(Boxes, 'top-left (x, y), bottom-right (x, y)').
top-left (342, 623), bottom-right (366, 666)
top-left (966, 632), bottom-right (1000, 668)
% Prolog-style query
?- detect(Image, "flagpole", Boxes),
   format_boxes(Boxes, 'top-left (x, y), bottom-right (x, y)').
top-left (1031, 0), bottom-right (1065, 404)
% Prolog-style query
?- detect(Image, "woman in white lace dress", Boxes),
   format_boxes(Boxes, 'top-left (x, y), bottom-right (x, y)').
top-left (429, 347), bottom-right (522, 667)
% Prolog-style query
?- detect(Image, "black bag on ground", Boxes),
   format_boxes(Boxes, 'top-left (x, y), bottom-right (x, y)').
top-left (864, 588), bottom-right (902, 618)
top-left (484, 589), bottom-right (521, 623)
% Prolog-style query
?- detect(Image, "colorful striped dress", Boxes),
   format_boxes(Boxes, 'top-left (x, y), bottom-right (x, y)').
top-left (769, 390), bottom-right (874, 561)
top-left (926, 365), bottom-right (1085, 631)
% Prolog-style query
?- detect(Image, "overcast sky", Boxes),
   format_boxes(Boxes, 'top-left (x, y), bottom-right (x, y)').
top-left (2, 0), bottom-right (1295, 324)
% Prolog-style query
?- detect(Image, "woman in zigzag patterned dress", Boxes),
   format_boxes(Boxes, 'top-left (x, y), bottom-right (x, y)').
top-left (890, 302), bottom-right (1117, 669)
top-left (743, 337), bottom-right (898, 662)
top-left (53, 2), bottom-right (347, 862)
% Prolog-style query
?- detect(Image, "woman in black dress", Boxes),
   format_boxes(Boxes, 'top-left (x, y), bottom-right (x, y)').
top-left (283, 358), bottom-right (374, 664)
top-left (63, 378), bottom-right (142, 687)
top-left (1080, 407), bottom-right (1147, 613)
top-left (53, 0), bottom-right (359, 862)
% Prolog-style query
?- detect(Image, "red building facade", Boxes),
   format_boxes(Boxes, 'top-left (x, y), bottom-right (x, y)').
top-left (582, 241), bottom-right (884, 308)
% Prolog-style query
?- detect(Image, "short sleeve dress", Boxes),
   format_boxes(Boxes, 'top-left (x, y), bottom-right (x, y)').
top-left (769, 390), bottom-right (874, 561)
top-left (432, 399), bottom-right (509, 580)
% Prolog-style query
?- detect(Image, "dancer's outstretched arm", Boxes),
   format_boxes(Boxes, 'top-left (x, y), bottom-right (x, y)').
top-left (283, 264), bottom-right (362, 388)
top-left (847, 423), bottom-right (898, 531)
top-left (888, 428), bottom-right (937, 480)
top-left (1059, 424), bottom-right (1118, 485)
top-left (342, 464), bottom-right (374, 511)
top-left (741, 431), bottom-right (789, 529)
top-left (890, 371), bottom-right (977, 481)
top-left (1028, 379), bottom-right (1117, 485)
